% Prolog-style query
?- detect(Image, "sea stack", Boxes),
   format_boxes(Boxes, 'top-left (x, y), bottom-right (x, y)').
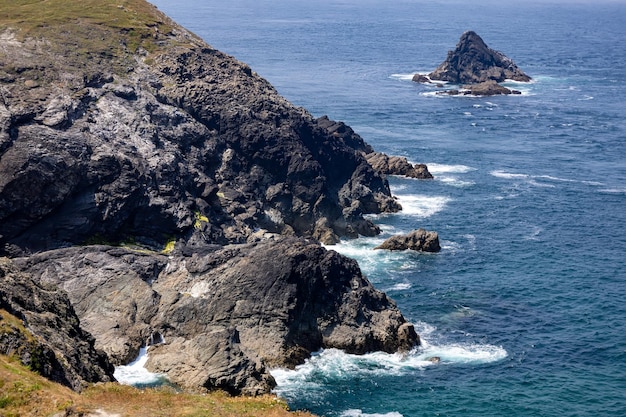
top-left (428, 31), bottom-right (531, 84)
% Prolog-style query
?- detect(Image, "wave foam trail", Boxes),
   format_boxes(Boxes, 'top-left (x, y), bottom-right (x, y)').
top-left (390, 73), bottom-right (418, 81)
top-left (417, 342), bottom-right (508, 365)
top-left (113, 347), bottom-right (168, 386)
top-left (394, 194), bottom-right (451, 218)
top-left (272, 341), bottom-right (508, 392)
top-left (490, 170), bottom-right (530, 179)
top-left (426, 163), bottom-right (476, 174)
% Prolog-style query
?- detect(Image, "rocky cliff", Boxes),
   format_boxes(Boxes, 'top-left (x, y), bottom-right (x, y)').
top-left (0, 1), bottom-right (400, 256)
top-left (0, 0), bottom-right (420, 394)
top-left (0, 258), bottom-right (115, 391)
top-left (16, 239), bottom-right (417, 395)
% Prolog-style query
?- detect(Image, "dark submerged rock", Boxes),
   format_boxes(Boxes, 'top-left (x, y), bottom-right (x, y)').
top-left (436, 80), bottom-right (522, 96)
top-left (411, 74), bottom-right (431, 84)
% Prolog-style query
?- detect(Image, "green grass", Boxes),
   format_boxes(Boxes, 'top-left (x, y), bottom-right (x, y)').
top-left (0, 0), bottom-right (181, 76)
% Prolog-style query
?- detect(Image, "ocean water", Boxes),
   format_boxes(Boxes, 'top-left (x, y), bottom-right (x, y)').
top-left (151, 1), bottom-right (626, 415)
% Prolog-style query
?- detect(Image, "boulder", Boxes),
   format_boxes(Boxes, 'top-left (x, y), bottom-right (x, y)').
top-left (375, 229), bottom-right (441, 252)
top-left (365, 152), bottom-right (433, 179)
top-left (411, 74), bottom-right (431, 83)
top-left (428, 31), bottom-right (531, 84)
top-left (17, 237), bottom-right (419, 394)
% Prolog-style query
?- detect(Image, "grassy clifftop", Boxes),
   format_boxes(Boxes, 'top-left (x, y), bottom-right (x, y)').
top-left (0, 353), bottom-right (314, 417)
top-left (0, 0), bottom-right (194, 76)
top-left (1, 307), bottom-right (314, 416)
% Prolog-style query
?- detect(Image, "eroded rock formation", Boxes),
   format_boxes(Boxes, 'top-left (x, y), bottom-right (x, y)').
top-left (428, 31), bottom-right (531, 84)
top-left (16, 239), bottom-right (418, 395)
top-left (375, 229), bottom-right (441, 252)
top-left (0, 0), bottom-right (423, 395)
top-left (413, 31), bottom-right (530, 96)
top-left (365, 152), bottom-right (433, 179)
top-left (0, 23), bottom-right (398, 255)
top-left (0, 258), bottom-right (115, 391)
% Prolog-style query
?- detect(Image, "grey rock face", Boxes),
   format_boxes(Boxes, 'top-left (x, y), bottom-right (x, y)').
top-left (428, 31), bottom-right (531, 84)
top-left (17, 238), bottom-right (419, 394)
top-left (375, 229), bottom-right (441, 252)
top-left (0, 257), bottom-right (115, 391)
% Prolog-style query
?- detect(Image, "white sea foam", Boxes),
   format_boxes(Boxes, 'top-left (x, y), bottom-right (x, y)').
top-left (113, 347), bottom-right (168, 386)
top-left (491, 171), bottom-right (605, 190)
top-left (394, 194), bottom-right (451, 218)
top-left (439, 176), bottom-right (475, 188)
top-left (271, 344), bottom-right (507, 403)
top-left (426, 163), bottom-right (475, 174)
top-left (599, 187), bottom-right (626, 194)
top-left (416, 342), bottom-right (508, 365)
top-left (341, 410), bottom-right (403, 417)
top-left (490, 170), bottom-right (530, 179)
top-left (272, 341), bottom-right (507, 391)
top-left (389, 73), bottom-right (418, 81)
top-left (331, 237), bottom-right (424, 279)
top-left (385, 282), bottom-right (412, 291)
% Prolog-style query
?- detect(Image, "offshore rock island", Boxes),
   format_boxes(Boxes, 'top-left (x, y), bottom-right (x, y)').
top-left (0, 0), bottom-right (425, 400)
top-left (413, 30), bottom-right (531, 96)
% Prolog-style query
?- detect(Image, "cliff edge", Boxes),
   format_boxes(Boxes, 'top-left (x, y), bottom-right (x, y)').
top-left (0, 0), bottom-right (420, 395)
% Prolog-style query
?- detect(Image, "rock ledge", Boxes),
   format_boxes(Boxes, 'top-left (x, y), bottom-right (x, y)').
top-left (375, 229), bottom-right (441, 252)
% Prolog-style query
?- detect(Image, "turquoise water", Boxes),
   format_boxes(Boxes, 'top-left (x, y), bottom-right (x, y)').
top-left (152, 1), bottom-right (626, 415)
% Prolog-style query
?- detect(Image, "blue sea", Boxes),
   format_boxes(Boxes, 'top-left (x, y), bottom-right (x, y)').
top-left (151, 1), bottom-right (626, 415)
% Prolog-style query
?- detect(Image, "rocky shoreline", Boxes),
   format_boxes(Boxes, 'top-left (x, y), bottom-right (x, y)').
top-left (0, 0), bottom-right (430, 396)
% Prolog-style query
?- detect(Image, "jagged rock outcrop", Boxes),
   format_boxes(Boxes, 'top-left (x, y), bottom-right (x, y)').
top-left (427, 31), bottom-right (531, 84)
top-left (0, 258), bottom-right (115, 391)
top-left (365, 152), bottom-right (433, 179)
top-left (0, 5), bottom-right (398, 255)
top-left (375, 229), bottom-right (441, 252)
top-left (16, 238), bottom-right (419, 395)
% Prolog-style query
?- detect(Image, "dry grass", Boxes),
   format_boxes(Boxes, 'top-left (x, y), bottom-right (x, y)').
top-left (0, 354), bottom-right (316, 417)
top-left (1, 308), bottom-right (314, 416)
